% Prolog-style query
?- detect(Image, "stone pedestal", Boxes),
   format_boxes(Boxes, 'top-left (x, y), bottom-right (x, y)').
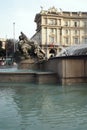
top-left (18, 58), bottom-right (39, 70)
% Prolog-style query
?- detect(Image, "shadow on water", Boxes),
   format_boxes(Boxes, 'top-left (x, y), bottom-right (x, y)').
top-left (0, 83), bottom-right (87, 130)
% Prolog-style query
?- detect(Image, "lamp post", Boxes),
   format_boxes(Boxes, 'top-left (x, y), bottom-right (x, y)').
top-left (46, 27), bottom-right (48, 59)
top-left (13, 22), bottom-right (15, 52)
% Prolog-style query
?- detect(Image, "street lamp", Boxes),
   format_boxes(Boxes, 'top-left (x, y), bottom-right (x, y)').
top-left (13, 22), bottom-right (15, 52)
top-left (46, 27), bottom-right (48, 59)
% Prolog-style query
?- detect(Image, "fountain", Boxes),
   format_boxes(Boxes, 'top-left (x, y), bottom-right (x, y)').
top-left (1, 33), bottom-right (87, 85)
top-left (36, 43), bottom-right (87, 85)
top-left (0, 32), bottom-right (58, 84)
top-left (58, 43), bottom-right (87, 56)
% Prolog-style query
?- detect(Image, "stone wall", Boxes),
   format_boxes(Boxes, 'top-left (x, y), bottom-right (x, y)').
top-left (0, 72), bottom-right (35, 83)
top-left (39, 55), bottom-right (87, 85)
top-left (14, 55), bottom-right (87, 85)
top-left (0, 71), bottom-right (58, 84)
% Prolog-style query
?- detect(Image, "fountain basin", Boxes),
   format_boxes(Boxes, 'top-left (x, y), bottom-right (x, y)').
top-left (0, 70), bottom-right (58, 84)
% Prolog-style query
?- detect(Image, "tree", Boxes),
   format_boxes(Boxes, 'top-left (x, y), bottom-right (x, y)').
top-left (5, 39), bottom-right (15, 57)
top-left (0, 41), bottom-right (6, 57)
top-left (0, 41), bottom-right (2, 48)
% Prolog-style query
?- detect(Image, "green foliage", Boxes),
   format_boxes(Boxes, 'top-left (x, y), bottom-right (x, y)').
top-left (0, 41), bottom-right (6, 57)
top-left (0, 41), bottom-right (2, 48)
top-left (5, 39), bottom-right (14, 56)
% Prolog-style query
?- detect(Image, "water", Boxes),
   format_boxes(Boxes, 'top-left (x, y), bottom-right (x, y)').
top-left (0, 83), bottom-right (87, 130)
top-left (58, 43), bottom-right (87, 56)
top-left (0, 68), bottom-right (49, 73)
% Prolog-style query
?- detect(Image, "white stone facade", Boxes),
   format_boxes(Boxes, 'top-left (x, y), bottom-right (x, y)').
top-left (0, 38), bottom-right (6, 49)
top-left (31, 7), bottom-right (87, 58)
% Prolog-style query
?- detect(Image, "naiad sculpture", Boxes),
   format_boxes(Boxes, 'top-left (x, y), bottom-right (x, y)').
top-left (18, 32), bottom-right (45, 61)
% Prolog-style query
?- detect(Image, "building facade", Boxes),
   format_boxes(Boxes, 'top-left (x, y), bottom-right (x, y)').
top-left (31, 7), bottom-right (87, 58)
top-left (0, 38), bottom-right (6, 49)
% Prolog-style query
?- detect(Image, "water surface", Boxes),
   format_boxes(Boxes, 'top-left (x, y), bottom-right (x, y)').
top-left (0, 83), bottom-right (87, 130)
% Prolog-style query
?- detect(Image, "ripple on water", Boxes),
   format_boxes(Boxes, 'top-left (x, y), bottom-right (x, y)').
top-left (0, 84), bottom-right (87, 130)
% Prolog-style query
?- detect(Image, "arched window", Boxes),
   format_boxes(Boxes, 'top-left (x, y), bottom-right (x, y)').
top-left (49, 49), bottom-right (55, 54)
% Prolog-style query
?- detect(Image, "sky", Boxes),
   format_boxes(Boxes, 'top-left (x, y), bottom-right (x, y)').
top-left (0, 0), bottom-right (87, 40)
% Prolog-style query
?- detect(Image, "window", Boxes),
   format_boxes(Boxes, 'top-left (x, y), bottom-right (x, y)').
top-left (84, 21), bottom-right (87, 27)
top-left (49, 19), bottom-right (56, 25)
top-left (84, 29), bottom-right (87, 34)
top-left (50, 28), bottom-right (56, 34)
top-left (65, 38), bottom-right (68, 44)
top-left (85, 38), bottom-right (87, 43)
top-left (74, 38), bottom-right (78, 44)
top-left (83, 38), bottom-right (87, 43)
top-left (49, 36), bottom-right (54, 43)
top-left (65, 29), bottom-right (68, 35)
top-left (50, 28), bottom-right (54, 33)
top-left (44, 18), bottom-right (47, 24)
top-left (65, 21), bottom-right (68, 26)
top-left (74, 22), bottom-right (77, 27)
top-left (75, 30), bottom-right (77, 35)
top-left (59, 19), bottom-right (61, 25)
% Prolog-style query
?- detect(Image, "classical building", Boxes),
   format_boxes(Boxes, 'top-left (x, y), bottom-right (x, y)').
top-left (31, 7), bottom-right (87, 58)
top-left (0, 38), bottom-right (6, 49)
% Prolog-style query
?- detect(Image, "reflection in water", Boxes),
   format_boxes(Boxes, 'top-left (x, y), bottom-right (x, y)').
top-left (0, 83), bottom-right (87, 130)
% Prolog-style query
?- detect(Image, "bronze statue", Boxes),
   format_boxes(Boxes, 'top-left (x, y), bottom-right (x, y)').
top-left (18, 32), bottom-right (45, 60)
